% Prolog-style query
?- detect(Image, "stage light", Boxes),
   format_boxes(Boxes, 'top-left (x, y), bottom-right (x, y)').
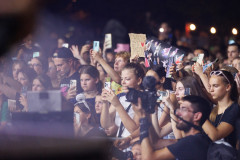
top-left (232, 28), bottom-right (238, 35)
top-left (159, 28), bottom-right (164, 33)
top-left (190, 24), bottom-right (196, 31)
top-left (210, 27), bottom-right (216, 34)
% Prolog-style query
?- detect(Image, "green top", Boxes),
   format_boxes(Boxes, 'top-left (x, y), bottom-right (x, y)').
top-left (1, 101), bottom-right (10, 122)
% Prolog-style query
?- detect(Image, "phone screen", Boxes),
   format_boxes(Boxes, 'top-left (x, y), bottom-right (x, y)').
top-left (93, 41), bottom-right (100, 52)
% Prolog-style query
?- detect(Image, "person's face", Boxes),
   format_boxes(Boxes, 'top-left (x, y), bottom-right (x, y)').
top-left (106, 52), bottom-right (114, 63)
top-left (12, 64), bottom-right (22, 80)
top-left (95, 95), bottom-right (103, 114)
top-left (160, 23), bottom-right (170, 34)
top-left (121, 69), bottom-right (141, 92)
top-left (74, 106), bottom-right (89, 126)
top-left (132, 144), bottom-right (142, 160)
top-left (227, 46), bottom-right (239, 62)
top-left (17, 72), bottom-right (29, 87)
top-left (80, 73), bottom-right (98, 92)
top-left (32, 79), bottom-right (45, 92)
top-left (30, 58), bottom-right (43, 75)
top-left (57, 38), bottom-right (65, 48)
top-left (47, 61), bottom-right (57, 79)
top-left (114, 57), bottom-right (127, 73)
top-left (209, 75), bottom-right (230, 101)
top-left (175, 100), bottom-right (196, 132)
top-left (53, 58), bottom-right (71, 78)
top-left (175, 81), bottom-right (185, 101)
top-left (24, 34), bottom-right (33, 48)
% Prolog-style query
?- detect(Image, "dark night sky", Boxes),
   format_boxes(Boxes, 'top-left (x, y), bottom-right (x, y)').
top-left (44, 0), bottom-right (240, 36)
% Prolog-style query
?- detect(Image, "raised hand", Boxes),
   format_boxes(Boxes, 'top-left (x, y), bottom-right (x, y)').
top-left (101, 88), bottom-right (121, 107)
top-left (193, 62), bottom-right (203, 75)
top-left (70, 45), bottom-right (81, 59)
top-left (114, 137), bottom-right (132, 150)
top-left (90, 48), bottom-right (102, 61)
top-left (161, 90), bottom-right (175, 111)
top-left (66, 86), bottom-right (77, 100)
top-left (169, 63), bottom-right (177, 80)
top-left (80, 44), bottom-right (91, 57)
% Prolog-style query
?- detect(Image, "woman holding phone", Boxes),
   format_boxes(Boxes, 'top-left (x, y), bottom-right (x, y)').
top-left (101, 63), bottom-right (145, 140)
top-left (162, 76), bottom-right (211, 138)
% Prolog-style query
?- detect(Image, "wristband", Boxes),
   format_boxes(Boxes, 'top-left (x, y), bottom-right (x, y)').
top-left (139, 117), bottom-right (151, 142)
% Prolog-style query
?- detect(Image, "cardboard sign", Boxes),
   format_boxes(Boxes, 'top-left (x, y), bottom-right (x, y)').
top-left (129, 33), bottom-right (146, 58)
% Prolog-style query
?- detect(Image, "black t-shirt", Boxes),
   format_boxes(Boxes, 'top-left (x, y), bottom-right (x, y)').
top-left (84, 126), bottom-right (107, 138)
top-left (211, 102), bottom-right (240, 147)
top-left (167, 133), bottom-right (211, 160)
top-left (60, 71), bottom-right (82, 97)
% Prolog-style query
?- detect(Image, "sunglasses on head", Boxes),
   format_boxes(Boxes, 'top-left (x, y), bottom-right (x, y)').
top-left (210, 70), bottom-right (230, 84)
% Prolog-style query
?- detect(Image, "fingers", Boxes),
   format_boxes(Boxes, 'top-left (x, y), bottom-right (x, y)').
top-left (132, 97), bottom-right (142, 109)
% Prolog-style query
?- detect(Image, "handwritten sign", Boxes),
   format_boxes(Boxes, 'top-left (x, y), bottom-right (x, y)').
top-left (129, 33), bottom-right (146, 58)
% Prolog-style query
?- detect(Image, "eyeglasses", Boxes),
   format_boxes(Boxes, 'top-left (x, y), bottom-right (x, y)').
top-left (174, 107), bottom-right (196, 114)
top-left (210, 70), bottom-right (230, 84)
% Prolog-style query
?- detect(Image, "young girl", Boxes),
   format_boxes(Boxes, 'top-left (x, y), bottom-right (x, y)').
top-left (101, 63), bottom-right (145, 139)
top-left (203, 70), bottom-right (239, 148)
top-left (79, 65), bottom-right (102, 106)
top-left (73, 65), bottom-right (102, 124)
top-left (74, 101), bottom-right (106, 137)
top-left (162, 76), bottom-right (211, 139)
top-left (29, 57), bottom-right (47, 75)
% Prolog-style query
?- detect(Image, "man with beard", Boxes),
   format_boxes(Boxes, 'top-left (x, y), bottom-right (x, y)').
top-left (53, 47), bottom-right (82, 100)
top-left (133, 95), bottom-right (212, 160)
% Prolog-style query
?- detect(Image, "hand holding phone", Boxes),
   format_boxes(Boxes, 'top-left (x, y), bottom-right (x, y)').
top-left (104, 82), bottom-right (111, 91)
top-left (93, 41), bottom-right (100, 52)
top-left (157, 91), bottom-right (168, 102)
top-left (70, 80), bottom-right (77, 90)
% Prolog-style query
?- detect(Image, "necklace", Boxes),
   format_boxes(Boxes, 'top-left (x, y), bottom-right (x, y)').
top-left (217, 110), bottom-right (225, 126)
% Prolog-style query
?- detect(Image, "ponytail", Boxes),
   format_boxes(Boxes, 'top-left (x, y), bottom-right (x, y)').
top-left (209, 106), bottom-right (218, 123)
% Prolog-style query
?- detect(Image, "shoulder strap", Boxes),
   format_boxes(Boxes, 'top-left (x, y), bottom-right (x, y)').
top-left (117, 104), bottom-right (132, 138)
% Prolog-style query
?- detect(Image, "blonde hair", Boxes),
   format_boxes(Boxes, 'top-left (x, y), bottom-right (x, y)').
top-left (209, 106), bottom-right (218, 123)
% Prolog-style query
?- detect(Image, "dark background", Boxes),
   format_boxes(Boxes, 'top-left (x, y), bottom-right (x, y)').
top-left (44, 0), bottom-right (240, 36)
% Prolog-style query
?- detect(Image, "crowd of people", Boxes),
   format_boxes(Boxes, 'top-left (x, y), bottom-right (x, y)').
top-left (0, 23), bottom-right (240, 159)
